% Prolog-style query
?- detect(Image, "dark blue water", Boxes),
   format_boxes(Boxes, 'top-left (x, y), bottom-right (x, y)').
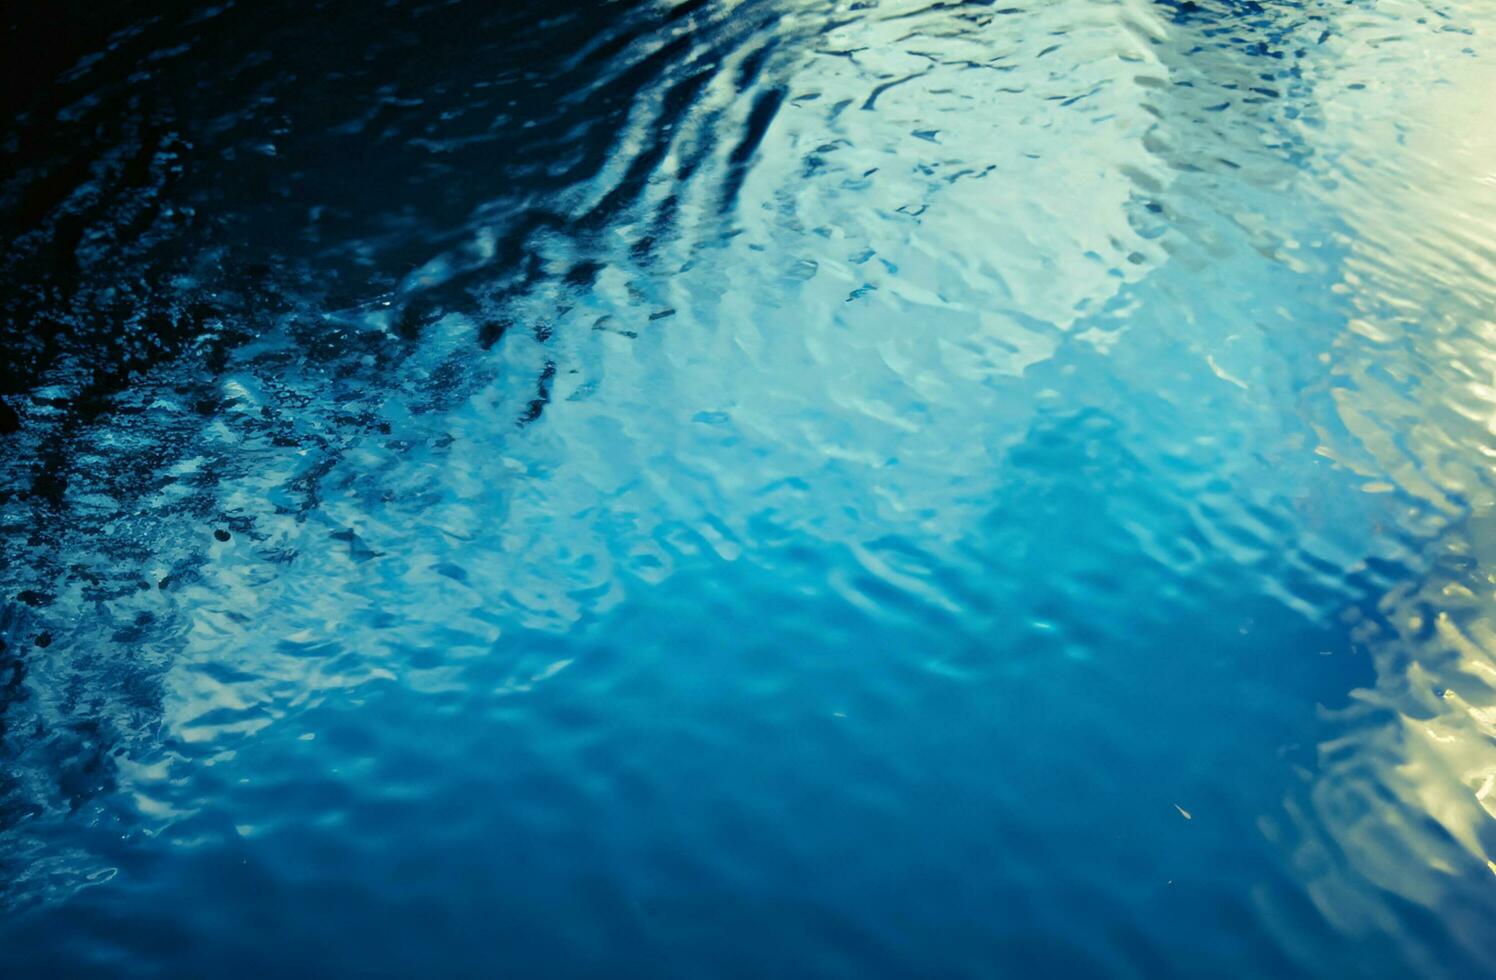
top-left (3, 1), bottom-right (1495, 976)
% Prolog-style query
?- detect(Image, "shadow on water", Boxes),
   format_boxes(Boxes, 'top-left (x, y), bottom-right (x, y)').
top-left (1, 0), bottom-right (800, 425)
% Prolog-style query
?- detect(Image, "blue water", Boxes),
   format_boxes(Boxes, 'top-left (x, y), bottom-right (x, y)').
top-left (2, 0), bottom-right (1495, 976)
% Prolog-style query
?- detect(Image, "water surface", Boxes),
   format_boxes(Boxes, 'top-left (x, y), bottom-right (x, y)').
top-left (2, 0), bottom-right (1495, 976)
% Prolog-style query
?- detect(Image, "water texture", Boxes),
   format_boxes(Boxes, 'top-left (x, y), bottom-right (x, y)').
top-left (1, 0), bottom-right (1494, 975)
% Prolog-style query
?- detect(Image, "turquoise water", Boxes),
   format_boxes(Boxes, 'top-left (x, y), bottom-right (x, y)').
top-left (2, 0), bottom-right (1495, 975)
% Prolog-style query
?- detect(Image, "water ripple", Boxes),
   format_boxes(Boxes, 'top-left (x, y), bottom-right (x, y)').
top-left (2, 0), bottom-right (1495, 975)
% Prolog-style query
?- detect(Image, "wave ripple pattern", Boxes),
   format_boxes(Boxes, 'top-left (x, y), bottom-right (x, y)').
top-left (1, 0), bottom-right (1494, 976)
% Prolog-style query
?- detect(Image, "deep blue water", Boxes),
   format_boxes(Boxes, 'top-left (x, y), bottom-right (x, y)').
top-left (2, 0), bottom-right (1495, 976)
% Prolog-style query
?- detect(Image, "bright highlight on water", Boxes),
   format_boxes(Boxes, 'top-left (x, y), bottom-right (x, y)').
top-left (1, 0), bottom-right (1494, 976)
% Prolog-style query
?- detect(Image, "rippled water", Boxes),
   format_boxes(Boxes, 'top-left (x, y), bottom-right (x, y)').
top-left (3, 0), bottom-right (1495, 975)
